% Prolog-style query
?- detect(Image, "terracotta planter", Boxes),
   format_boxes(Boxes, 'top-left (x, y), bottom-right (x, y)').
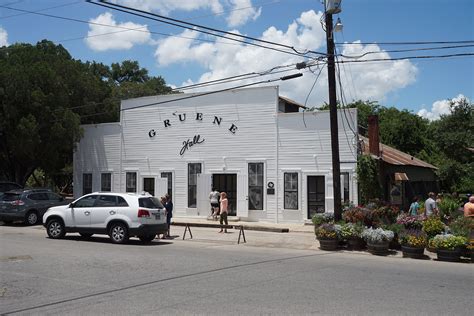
top-left (401, 245), bottom-right (425, 259)
top-left (436, 249), bottom-right (462, 262)
top-left (318, 238), bottom-right (339, 251)
top-left (367, 242), bottom-right (390, 256)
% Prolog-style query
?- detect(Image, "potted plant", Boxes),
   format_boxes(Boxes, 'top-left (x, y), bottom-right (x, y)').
top-left (422, 216), bottom-right (446, 239)
top-left (312, 213), bottom-right (334, 227)
top-left (384, 223), bottom-right (404, 250)
top-left (342, 206), bottom-right (371, 226)
top-left (340, 222), bottom-right (365, 250)
top-left (396, 214), bottom-right (426, 230)
top-left (429, 234), bottom-right (468, 262)
top-left (399, 229), bottom-right (428, 259)
top-left (361, 227), bottom-right (394, 255)
top-left (315, 223), bottom-right (340, 251)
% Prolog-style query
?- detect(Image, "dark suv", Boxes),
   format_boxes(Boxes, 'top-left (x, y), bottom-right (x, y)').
top-left (0, 189), bottom-right (68, 225)
top-left (0, 181), bottom-right (22, 198)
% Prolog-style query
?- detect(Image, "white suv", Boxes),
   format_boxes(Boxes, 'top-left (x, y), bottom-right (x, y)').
top-left (43, 192), bottom-right (167, 244)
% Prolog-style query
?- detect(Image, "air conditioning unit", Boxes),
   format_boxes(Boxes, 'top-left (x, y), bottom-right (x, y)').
top-left (326, 0), bottom-right (342, 14)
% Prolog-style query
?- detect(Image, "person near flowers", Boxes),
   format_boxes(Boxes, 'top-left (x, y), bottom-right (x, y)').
top-left (424, 192), bottom-right (437, 217)
top-left (409, 196), bottom-right (420, 216)
top-left (163, 194), bottom-right (173, 239)
top-left (464, 195), bottom-right (474, 217)
top-left (219, 192), bottom-right (229, 233)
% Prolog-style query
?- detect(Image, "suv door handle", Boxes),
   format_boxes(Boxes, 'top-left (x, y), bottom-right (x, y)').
top-left (84, 211), bottom-right (90, 216)
top-left (109, 211), bottom-right (116, 215)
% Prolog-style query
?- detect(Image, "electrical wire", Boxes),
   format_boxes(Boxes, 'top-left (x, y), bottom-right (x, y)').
top-left (335, 53), bottom-right (474, 64)
top-left (338, 44), bottom-right (474, 59)
top-left (88, 0), bottom-right (326, 57)
top-left (0, 0), bottom-right (82, 20)
top-left (335, 40), bottom-right (474, 46)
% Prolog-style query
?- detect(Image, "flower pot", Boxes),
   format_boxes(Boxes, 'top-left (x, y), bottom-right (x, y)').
top-left (367, 242), bottom-right (390, 256)
top-left (389, 239), bottom-right (401, 250)
top-left (318, 238), bottom-right (339, 251)
top-left (347, 237), bottom-right (366, 250)
top-left (436, 249), bottom-right (462, 262)
top-left (401, 245), bottom-right (425, 259)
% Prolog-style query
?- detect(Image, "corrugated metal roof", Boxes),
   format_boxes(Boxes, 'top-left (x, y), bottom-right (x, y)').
top-left (360, 136), bottom-right (437, 169)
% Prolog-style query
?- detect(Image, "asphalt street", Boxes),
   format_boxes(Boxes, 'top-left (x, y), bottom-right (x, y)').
top-left (0, 224), bottom-right (473, 315)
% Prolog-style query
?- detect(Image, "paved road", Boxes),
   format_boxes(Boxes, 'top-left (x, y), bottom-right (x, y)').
top-left (1, 224), bottom-right (473, 315)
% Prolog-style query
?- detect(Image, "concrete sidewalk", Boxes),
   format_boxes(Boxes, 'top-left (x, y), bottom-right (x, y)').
top-left (169, 217), bottom-right (445, 261)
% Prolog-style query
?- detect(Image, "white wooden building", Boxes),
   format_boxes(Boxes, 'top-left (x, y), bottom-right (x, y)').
top-left (73, 86), bottom-right (358, 223)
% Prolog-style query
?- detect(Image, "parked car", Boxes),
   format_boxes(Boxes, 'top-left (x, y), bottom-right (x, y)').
top-left (0, 188), bottom-right (68, 225)
top-left (43, 192), bottom-right (167, 244)
top-left (0, 181), bottom-right (22, 198)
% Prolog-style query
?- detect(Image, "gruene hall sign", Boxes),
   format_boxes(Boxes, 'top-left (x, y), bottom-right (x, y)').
top-left (148, 112), bottom-right (238, 156)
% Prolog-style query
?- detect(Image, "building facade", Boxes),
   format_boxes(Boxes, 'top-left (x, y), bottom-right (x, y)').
top-left (74, 86), bottom-right (358, 223)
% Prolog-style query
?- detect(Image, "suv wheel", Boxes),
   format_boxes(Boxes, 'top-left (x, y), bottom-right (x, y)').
top-left (25, 211), bottom-right (39, 225)
top-left (109, 223), bottom-right (129, 244)
top-left (47, 219), bottom-right (66, 239)
top-left (139, 235), bottom-right (156, 243)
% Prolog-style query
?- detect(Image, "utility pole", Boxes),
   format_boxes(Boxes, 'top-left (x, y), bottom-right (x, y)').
top-left (325, 11), bottom-right (342, 221)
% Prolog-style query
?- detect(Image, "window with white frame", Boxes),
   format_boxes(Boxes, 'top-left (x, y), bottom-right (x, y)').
top-left (187, 163), bottom-right (201, 208)
top-left (342, 172), bottom-right (350, 203)
top-left (83, 173), bottom-right (92, 195)
top-left (284, 172), bottom-right (298, 209)
top-left (126, 172), bottom-right (137, 193)
top-left (248, 162), bottom-right (264, 210)
top-left (101, 173), bottom-right (111, 192)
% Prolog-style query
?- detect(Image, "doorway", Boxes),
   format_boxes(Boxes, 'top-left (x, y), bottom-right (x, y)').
top-left (143, 177), bottom-right (155, 196)
top-left (212, 174), bottom-right (237, 216)
top-left (307, 176), bottom-right (325, 219)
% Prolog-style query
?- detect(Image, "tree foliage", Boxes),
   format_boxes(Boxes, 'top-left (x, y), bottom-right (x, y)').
top-left (0, 40), bottom-right (173, 188)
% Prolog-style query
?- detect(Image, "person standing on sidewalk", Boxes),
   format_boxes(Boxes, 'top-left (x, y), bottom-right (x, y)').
top-left (209, 188), bottom-right (220, 220)
top-left (164, 194), bottom-right (173, 239)
top-left (219, 192), bottom-right (228, 233)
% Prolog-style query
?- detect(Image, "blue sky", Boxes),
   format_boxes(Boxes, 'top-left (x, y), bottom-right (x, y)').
top-left (1, 0), bottom-right (473, 120)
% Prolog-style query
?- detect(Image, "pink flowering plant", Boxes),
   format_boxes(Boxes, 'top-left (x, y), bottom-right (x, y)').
top-left (396, 214), bottom-right (426, 229)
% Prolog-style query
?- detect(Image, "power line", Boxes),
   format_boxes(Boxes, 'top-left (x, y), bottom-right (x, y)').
top-left (335, 40), bottom-right (474, 46)
top-left (0, 0), bottom-right (82, 20)
top-left (88, 0), bottom-right (326, 58)
top-left (339, 44), bottom-right (474, 59)
top-left (121, 73), bottom-right (303, 112)
top-left (336, 53), bottom-right (474, 64)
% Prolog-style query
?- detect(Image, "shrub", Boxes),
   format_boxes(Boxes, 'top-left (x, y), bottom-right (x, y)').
top-left (429, 234), bottom-right (467, 250)
top-left (370, 205), bottom-right (400, 226)
top-left (312, 213), bottom-right (334, 227)
top-left (362, 227), bottom-right (394, 244)
top-left (448, 216), bottom-right (474, 238)
top-left (422, 216), bottom-right (446, 238)
top-left (315, 223), bottom-right (341, 240)
top-left (438, 197), bottom-right (462, 222)
top-left (399, 229), bottom-right (428, 248)
top-left (340, 222), bottom-right (364, 240)
top-left (396, 214), bottom-right (426, 229)
top-left (342, 206), bottom-right (371, 226)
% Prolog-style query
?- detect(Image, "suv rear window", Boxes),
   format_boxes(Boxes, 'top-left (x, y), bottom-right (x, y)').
top-left (1, 193), bottom-right (21, 201)
top-left (139, 197), bottom-right (163, 209)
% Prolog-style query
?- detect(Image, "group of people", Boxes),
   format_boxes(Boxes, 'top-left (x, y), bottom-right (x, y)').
top-left (408, 192), bottom-right (474, 218)
top-left (209, 188), bottom-right (229, 233)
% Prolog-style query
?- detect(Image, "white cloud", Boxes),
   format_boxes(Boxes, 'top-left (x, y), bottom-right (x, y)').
top-left (85, 12), bottom-right (151, 51)
top-left (0, 26), bottom-right (8, 46)
top-left (417, 94), bottom-right (469, 121)
top-left (226, 0), bottom-right (261, 27)
top-left (115, 0), bottom-right (223, 15)
top-left (153, 10), bottom-right (418, 107)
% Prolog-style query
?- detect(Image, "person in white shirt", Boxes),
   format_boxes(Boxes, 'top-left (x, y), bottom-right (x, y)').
top-left (209, 188), bottom-right (220, 220)
top-left (424, 192), bottom-right (437, 217)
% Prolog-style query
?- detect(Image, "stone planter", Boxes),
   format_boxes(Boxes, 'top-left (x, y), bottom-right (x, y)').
top-left (347, 237), bottom-right (366, 250)
top-left (367, 242), bottom-right (390, 256)
top-left (401, 245), bottom-right (425, 259)
top-left (436, 249), bottom-right (462, 262)
top-left (318, 238), bottom-right (339, 251)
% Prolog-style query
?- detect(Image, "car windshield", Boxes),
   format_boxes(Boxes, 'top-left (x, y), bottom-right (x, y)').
top-left (139, 197), bottom-right (163, 209)
top-left (1, 193), bottom-right (21, 201)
